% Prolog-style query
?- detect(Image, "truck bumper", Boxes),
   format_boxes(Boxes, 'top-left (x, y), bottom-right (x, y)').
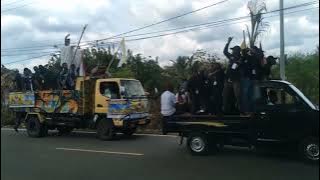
top-left (114, 118), bottom-right (150, 128)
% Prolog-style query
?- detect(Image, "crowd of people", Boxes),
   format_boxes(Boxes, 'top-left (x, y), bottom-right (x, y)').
top-left (161, 37), bottom-right (278, 121)
top-left (14, 63), bottom-right (78, 91)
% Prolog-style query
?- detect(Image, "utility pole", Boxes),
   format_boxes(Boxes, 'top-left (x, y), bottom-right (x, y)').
top-left (279, 0), bottom-right (285, 80)
top-left (71, 24), bottom-right (88, 65)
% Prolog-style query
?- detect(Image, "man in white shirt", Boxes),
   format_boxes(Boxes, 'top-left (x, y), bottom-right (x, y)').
top-left (161, 82), bottom-right (177, 135)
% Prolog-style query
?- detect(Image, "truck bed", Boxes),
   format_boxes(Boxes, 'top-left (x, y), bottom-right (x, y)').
top-left (166, 114), bottom-right (254, 135)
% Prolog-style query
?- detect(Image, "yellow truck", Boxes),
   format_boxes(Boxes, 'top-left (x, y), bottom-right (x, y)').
top-left (8, 77), bottom-right (150, 140)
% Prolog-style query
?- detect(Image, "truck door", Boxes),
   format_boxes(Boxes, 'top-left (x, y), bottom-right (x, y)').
top-left (255, 85), bottom-right (306, 142)
top-left (95, 81), bottom-right (120, 114)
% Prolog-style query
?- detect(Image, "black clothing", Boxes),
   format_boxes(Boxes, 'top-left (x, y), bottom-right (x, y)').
top-left (208, 69), bottom-right (224, 114)
top-left (188, 73), bottom-right (202, 113)
top-left (14, 73), bottom-right (23, 91)
top-left (223, 42), bottom-right (241, 82)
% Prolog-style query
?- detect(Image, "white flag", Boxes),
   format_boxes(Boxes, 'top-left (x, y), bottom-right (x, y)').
top-left (117, 38), bottom-right (127, 68)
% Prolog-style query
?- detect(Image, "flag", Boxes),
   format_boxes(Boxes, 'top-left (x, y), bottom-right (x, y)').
top-left (240, 40), bottom-right (247, 49)
top-left (117, 38), bottom-right (127, 68)
top-left (240, 30), bottom-right (247, 49)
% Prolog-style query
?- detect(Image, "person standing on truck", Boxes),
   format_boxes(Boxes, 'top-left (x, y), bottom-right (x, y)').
top-left (58, 63), bottom-right (69, 89)
top-left (161, 82), bottom-right (179, 135)
top-left (223, 37), bottom-right (241, 114)
top-left (33, 66), bottom-right (45, 90)
top-left (38, 65), bottom-right (48, 89)
top-left (239, 47), bottom-right (253, 114)
top-left (188, 71), bottom-right (202, 114)
top-left (23, 68), bottom-right (33, 91)
top-left (67, 64), bottom-right (77, 90)
top-left (208, 63), bottom-right (225, 115)
top-left (263, 56), bottom-right (277, 80)
top-left (14, 70), bottom-right (23, 91)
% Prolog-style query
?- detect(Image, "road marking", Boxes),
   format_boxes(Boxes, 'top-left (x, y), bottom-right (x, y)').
top-left (1, 128), bottom-right (178, 137)
top-left (56, 147), bottom-right (144, 156)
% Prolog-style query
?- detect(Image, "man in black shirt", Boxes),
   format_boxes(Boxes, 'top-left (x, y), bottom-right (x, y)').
top-left (263, 56), bottom-right (277, 80)
top-left (58, 63), bottom-right (69, 89)
top-left (208, 63), bottom-right (225, 115)
top-left (239, 48), bottom-right (253, 114)
top-left (188, 71), bottom-right (202, 114)
top-left (67, 64), bottom-right (77, 90)
top-left (14, 70), bottom-right (23, 91)
top-left (23, 68), bottom-right (33, 91)
top-left (223, 37), bottom-right (241, 114)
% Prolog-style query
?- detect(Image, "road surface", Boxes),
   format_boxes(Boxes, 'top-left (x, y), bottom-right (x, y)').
top-left (1, 129), bottom-right (318, 180)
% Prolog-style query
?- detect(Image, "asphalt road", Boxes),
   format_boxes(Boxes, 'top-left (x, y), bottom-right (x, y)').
top-left (1, 129), bottom-right (319, 180)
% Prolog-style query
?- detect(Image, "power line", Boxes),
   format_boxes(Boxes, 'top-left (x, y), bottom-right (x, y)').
top-left (1, 1), bottom-right (318, 52)
top-left (1, 50), bottom-right (60, 57)
top-left (73, 1), bottom-right (320, 46)
top-left (93, 0), bottom-right (228, 42)
top-left (1, 0), bottom-right (28, 7)
top-left (1, 0), bottom-right (227, 51)
top-left (4, 6), bottom-right (317, 60)
top-left (2, 53), bottom-right (55, 65)
top-left (1, 0), bottom-right (36, 13)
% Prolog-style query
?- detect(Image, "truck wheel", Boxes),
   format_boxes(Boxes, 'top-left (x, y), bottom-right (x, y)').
top-left (57, 127), bottom-right (74, 135)
top-left (97, 119), bottom-right (115, 141)
top-left (26, 116), bottom-right (47, 138)
top-left (187, 133), bottom-right (210, 155)
top-left (122, 128), bottom-right (136, 136)
top-left (299, 137), bottom-right (319, 163)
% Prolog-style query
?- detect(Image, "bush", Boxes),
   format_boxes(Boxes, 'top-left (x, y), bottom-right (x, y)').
top-left (1, 105), bottom-right (15, 127)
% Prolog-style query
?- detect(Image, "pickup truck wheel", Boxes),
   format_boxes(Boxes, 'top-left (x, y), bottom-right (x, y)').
top-left (300, 137), bottom-right (319, 163)
top-left (26, 116), bottom-right (47, 138)
top-left (97, 120), bottom-right (115, 141)
top-left (187, 133), bottom-right (210, 155)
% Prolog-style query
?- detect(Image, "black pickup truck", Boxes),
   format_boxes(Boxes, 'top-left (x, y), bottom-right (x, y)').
top-left (166, 80), bottom-right (319, 162)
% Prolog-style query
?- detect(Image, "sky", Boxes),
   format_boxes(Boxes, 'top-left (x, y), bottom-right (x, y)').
top-left (1, 0), bottom-right (319, 71)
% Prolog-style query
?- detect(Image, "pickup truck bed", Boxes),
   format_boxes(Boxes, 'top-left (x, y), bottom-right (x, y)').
top-left (167, 114), bottom-right (253, 134)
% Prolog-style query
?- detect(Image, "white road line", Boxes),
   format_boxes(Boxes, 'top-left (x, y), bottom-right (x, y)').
top-left (56, 147), bottom-right (144, 156)
top-left (1, 128), bottom-right (178, 137)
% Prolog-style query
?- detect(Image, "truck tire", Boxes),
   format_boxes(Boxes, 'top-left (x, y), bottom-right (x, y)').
top-left (57, 127), bottom-right (74, 135)
top-left (26, 116), bottom-right (47, 138)
top-left (122, 128), bottom-right (136, 137)
top-left (299, 137), bottom-right (319, 163)
top-left (187, 133), bottom-right (211, 155)
top-left (97, 119), bottom-right (115, 141)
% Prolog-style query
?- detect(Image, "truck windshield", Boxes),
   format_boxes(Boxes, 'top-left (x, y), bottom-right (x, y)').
top-left (121, 80), bottom-right (145, 98)
top-left (289, 84), bottom-right (317, 110)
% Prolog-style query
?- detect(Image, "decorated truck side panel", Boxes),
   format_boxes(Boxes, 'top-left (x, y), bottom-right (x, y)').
top-left (9, 90), bottom-right (81, 114)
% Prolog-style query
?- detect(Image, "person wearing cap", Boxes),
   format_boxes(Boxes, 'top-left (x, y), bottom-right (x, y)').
top-left (240, 47), bottom-right (254, 114)
top-left (263, 56), bottom-right (277, 80)
top-left (248, 46), bottom-right (264, 81)
top-left (223, 37), bottom-right (242, 114)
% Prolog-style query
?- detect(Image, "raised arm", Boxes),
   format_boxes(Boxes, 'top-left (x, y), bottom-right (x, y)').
top-left (223, 37), bottom-right (233, 59)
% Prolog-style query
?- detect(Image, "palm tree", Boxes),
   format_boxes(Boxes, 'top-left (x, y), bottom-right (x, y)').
top-left (246, 0), bottom-right (269, 48)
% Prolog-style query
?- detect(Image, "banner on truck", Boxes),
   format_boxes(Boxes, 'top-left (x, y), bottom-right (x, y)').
top-left (9, 92), bottom-right (35, 108)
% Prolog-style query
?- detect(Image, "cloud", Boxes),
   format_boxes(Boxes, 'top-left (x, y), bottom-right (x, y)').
top-left (1, 0), bottom-right (319, 68)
